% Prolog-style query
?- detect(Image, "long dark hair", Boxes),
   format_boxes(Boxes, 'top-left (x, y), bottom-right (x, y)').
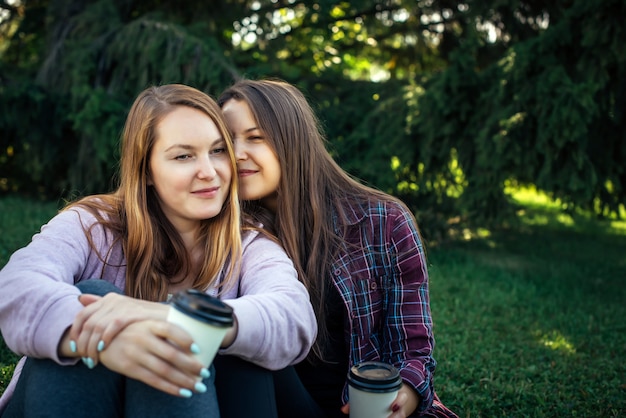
top-left (219, 79), bottom-right (406, 360)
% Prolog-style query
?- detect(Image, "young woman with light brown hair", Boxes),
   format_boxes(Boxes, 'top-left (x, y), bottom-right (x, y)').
top-left (0, 83), bottom-right (316, 417)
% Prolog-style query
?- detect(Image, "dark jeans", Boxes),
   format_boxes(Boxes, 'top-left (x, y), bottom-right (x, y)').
top-left (273, 366), bottom-right (326, 418)
top-left (2, 356), bottom-right (217, 418)
top-left (271, 367), bottom-right (327, 418)
top-left (1, 280), bottom-right (222, 418)
top-left (214, 355), bottom-right (280, 418)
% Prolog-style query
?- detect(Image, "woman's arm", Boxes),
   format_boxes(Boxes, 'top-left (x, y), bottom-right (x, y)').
top-left (218, 231), bottom-right (317, 370)
top-left (0, 208), bottom-right (102, 363)
top-left (383, 202), bottom-right (437, 414)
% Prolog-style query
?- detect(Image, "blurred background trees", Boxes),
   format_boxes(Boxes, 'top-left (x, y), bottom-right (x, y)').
top-left (1, 0), bottom-right (624, 238)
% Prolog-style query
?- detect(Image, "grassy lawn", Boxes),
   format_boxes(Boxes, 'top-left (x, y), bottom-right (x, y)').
top-left (428, 190), bottom-right (626, 417)
top-left (1, 193), bottom-right (625, 416)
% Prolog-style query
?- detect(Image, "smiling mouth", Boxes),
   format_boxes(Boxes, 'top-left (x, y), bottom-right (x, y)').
top-left (238, 170), bottom-right (257, 176)
top-left (192, 187), bottom-right (219, 195)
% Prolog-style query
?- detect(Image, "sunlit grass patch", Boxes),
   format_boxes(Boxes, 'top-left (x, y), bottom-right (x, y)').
top-left (610, 217), bottom-right (626, 233)
top-left (505, 184), bottom-right (626, 238)
top-left (535, 330), bottom-right (577, 355)
top-left (506, 183), bottom-right (563, 210)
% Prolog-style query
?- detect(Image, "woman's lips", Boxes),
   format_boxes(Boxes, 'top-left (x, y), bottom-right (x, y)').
top-left (238, 169), bottom-right (257, 177)
top-left (192, 187), bottom-right (219, 198)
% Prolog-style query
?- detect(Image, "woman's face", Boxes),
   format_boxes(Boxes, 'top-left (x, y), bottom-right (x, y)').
top-left (221, 99), bottom-right (281, 212)
top-left (148, 105), bottom-right (232, 233)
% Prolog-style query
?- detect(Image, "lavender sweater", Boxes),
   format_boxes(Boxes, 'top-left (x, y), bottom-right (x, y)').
top-left (0, 207), bottom-right (316, 412)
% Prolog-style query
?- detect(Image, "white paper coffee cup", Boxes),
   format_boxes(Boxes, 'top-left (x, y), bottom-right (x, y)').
top-left (347, 361), bottom-right (402, 418)
top-left (166, 289), bottom-right (234, 367)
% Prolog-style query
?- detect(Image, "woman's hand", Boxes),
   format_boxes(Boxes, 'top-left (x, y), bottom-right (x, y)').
top-left (340, 383), bottom-right (419, 418)
top-left (98, 319), bottom-right (209, 397)
top-left (68, 293), bottom-right (169, 364)
top-left (388, 384), bottom-right (419, 418)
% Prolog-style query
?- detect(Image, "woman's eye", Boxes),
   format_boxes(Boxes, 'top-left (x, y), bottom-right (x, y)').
top-left (175, 154), bottom-right (192, 160)
top-left (211, 147), bottom-right (226, 155)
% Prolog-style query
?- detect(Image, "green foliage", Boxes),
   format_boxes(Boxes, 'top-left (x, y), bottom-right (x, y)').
top-left (66, 86), bottom-right (127, 194)
top-left (0, 78), bottom-right (74, 198)
top-left (494, 0), bottom-right (626, 215)
top-left (1, 0), bottom-right (239, 197)
top-left (0, 0), bottom-right (625, 234)
top-left (406, 0), bottom-right (626, 231)
top-left (302, 76), bottom-right (410, 193)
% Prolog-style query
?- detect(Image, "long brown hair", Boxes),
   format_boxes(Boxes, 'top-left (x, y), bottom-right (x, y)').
top-left (68, 84), bottom-right (242, 301)
top-left (218, 79), bottom-right (408, 360)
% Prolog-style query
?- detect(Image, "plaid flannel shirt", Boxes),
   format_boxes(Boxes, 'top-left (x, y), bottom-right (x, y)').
top-left (331, 197), bottom-right (456, 417)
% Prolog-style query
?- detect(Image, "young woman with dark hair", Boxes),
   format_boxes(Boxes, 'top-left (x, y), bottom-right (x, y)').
top-left (218, 78), bottom-right (457, 418)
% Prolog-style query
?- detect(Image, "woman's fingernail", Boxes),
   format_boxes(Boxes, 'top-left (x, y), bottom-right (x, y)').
top-left (97, 340), bottom-right (105, 352)
top-left (69, 340), bottom-right (77, 353)
top-left (82, 357), bottom-right (95, 369)
top-left (194, 381), bottom-right (207, 393)
top-left (179, 388), bottom-right (193, 398)
top-left (190, 343), bottom-right (200, 354)
top-left (199, 368), bottom-right (210, 379)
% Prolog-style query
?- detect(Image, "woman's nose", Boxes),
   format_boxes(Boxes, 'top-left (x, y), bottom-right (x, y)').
top-left (197, 159), bottom-right (217, 179)
top-left (233, 139), bottom-right (247, 161)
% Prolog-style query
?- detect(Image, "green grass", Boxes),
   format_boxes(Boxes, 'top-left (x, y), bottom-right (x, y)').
top-left (428, 189), bottom-right (626, 416)
top-left (1, 193), bottom-right (625, 416)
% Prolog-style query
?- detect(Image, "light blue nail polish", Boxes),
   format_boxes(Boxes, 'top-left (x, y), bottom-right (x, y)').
top-left (97, 340), bottom-right (105, 352)
top-left (190, 343), bottom-right (200, 354)
top-left (69, 340), bottom-right (77, 353)
top-left (194, 382), bottom-right (207, 393)
top-left (82, 357), bottom-right (95, 369)
top-left (179, 388), bottom-right (193, 398)
top-left (199, 368), bottom-right (210, 379)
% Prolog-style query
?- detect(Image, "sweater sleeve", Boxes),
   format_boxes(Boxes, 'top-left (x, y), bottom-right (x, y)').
top-left (0, 208), bottom-right (102, 364)
top-left (218, 232), bottom-right (317, 370)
